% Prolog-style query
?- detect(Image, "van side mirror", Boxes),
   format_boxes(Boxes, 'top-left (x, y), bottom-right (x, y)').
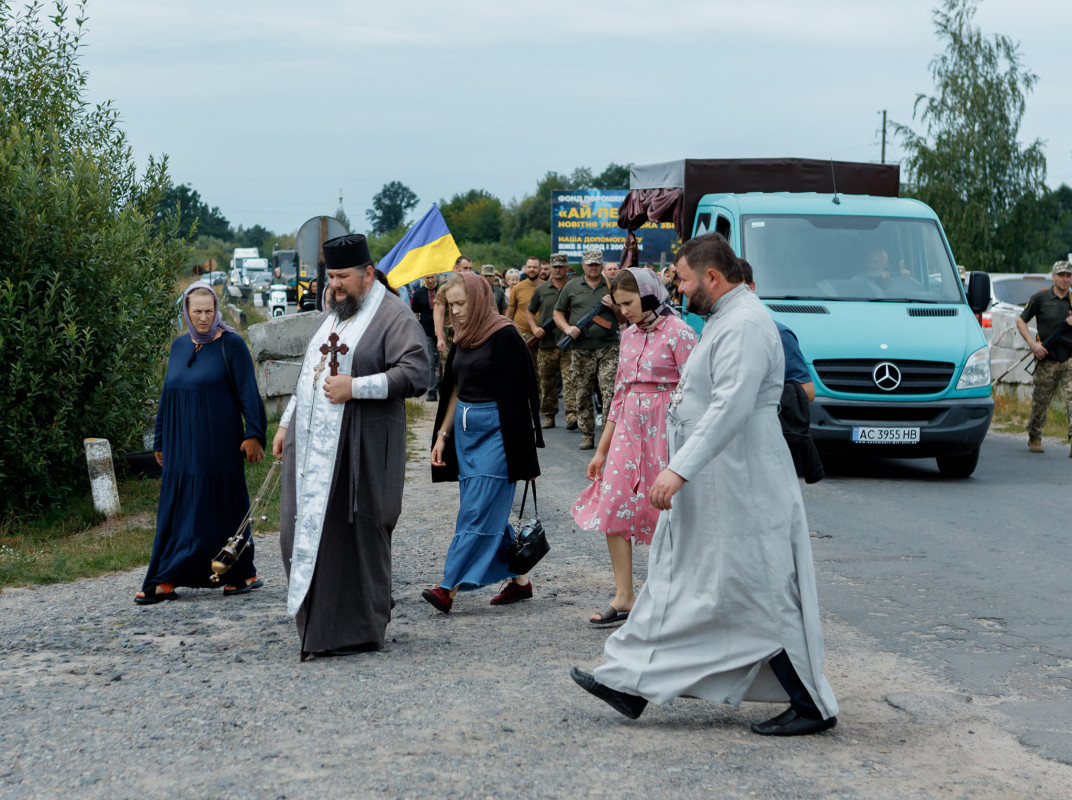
top-left (966, 272), bottom-right (990, 315)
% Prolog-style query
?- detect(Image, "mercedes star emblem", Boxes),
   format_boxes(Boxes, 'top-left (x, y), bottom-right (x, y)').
top-left (872, 361), bottom-right (902, 391)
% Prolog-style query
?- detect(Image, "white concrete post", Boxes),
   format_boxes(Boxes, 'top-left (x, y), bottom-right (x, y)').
top-left (84, 438), bottom-right (121, 518)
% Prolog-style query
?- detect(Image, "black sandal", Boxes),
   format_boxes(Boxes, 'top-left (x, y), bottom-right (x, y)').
top-left (223, 577), bottom-right (263, 596)
top-left (589, 603), bottom-right (629, 626)
top-left (134, 583), bottom-right (178, 605)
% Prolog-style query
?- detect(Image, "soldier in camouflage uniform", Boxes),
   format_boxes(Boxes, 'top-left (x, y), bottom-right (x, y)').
top-left (570, 345), bottom-right (618, 444)
top-left (528, 253), bottom-right (576, 428)
top-left (554, 248), bottom-right (620, 450)
top-left (1018, 260), bottom-right (1072, 455)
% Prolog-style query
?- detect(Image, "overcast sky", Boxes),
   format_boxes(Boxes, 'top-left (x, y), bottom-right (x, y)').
top-left (75, 0), bottom-right (1072, 234)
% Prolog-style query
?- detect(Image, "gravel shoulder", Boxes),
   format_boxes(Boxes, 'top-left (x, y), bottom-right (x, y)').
top-left (2, 404), bottom-right (1070, 799)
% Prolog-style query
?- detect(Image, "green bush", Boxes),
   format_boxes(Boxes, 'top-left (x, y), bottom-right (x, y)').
top-left (0, 2), bottom-right (188, 514)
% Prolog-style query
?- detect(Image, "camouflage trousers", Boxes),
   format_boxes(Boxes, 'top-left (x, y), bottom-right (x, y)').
top-left (537, 347), bottom-right (576, 422)
top-left (1028, 358), bottom-right (1072, 440)
top-left (571, 345), bottom-right (619, 436)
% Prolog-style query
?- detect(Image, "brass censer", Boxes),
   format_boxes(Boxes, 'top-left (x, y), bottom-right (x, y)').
top-left (209, 459), bottom-right (282, 585)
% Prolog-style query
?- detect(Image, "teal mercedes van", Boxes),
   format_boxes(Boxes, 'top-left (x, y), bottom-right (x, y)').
top-left (693, 192), bottom-right (993, 477)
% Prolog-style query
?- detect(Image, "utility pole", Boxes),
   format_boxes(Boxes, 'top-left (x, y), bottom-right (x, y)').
top-left (879, 109), bottom-right (887, 164)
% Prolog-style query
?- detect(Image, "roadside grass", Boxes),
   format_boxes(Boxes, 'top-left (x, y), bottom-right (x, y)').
top-left (0, 475), bottom-right (160, 591)
top-left (991, 387), bottom-right (1069, 440)
top-left (243, 304), bottom-right (270, 327)
top-left (0, 400), bottom-right (430, 591)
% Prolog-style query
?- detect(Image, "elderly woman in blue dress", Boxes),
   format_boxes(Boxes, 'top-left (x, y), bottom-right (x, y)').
top-left (134, 282), bottom-right (267, 604)
top-left (424, 271), bottom-right (543, 613)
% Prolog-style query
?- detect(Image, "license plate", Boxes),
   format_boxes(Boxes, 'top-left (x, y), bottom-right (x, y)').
top-left (852, 426), bottom-right (920, 444)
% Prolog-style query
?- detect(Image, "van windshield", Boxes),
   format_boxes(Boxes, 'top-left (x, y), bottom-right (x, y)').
top-left (741, 215), bottom-right (964, 303)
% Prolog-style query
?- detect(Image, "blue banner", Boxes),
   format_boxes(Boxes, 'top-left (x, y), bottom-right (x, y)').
top-left (550, 190), bottom-right (680, 266)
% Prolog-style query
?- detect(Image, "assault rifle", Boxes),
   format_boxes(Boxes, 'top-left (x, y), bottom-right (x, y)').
top-left (526, 318), bottom-right (559, 351)
top-left (557, 304), bottom-right (613, 352)
top-left (1040, 320), bottom-right (1072, 355)
top-left (1023, 320), bottom-right (1072, 376)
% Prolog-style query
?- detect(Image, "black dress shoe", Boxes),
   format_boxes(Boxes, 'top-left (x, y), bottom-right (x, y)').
top-left (570, 667), bottom-right (648, 719)
top-left (319, 643), bottom-right (381, 657)
top-left (750, 707), bottom-right (837, 736)
top-left (302, 642), bottom-right (381, 660)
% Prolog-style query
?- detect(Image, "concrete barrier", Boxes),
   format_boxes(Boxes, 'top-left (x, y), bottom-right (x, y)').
top-left (248, 311), bottom-right (323, 415)
top-left (224, 303), bottom-right (247, 328)
top-left (989, 315), bottom-right (1034, 402)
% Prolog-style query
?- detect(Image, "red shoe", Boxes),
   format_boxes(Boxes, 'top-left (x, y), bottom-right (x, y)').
top-left (491, 580), bottom-right (533, 605)
top-left (421, 586), bottom-right (453, 613)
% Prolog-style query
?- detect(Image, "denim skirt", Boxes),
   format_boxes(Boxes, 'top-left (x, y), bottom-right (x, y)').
top-left (441, 400), bottom-right (517, 590)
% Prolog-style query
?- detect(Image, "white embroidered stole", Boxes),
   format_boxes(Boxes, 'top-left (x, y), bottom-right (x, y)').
top-left (286, 281), bottom-right (385, 616)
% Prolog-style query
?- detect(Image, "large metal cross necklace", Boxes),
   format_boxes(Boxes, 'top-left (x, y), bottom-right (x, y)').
top-left (312, 315), bottom-right (353, 388)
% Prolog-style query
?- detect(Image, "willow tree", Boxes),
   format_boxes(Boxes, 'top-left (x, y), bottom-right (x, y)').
top-left (895, 0), bottom-right (1046, 272)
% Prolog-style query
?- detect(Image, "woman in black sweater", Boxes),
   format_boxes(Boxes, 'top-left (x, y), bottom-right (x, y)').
top-left (424, 271), bottom-right (543, 613)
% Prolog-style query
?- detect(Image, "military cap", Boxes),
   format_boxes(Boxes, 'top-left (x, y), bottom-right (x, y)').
top-left (581, 248), bottom-right (604, 265)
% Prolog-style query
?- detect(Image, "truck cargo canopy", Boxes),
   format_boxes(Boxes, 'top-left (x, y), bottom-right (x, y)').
top-left (619, 158), bottom-right (901, 241)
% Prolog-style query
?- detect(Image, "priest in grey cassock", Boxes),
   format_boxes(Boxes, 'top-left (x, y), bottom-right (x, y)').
top-left (571, 233), bottom-right (839, 737)
top-left (273, 233), bottom-right (429, 660)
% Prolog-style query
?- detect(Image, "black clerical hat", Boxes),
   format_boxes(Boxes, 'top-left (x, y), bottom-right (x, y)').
top-left (323, 234), bottom-right (373, 271)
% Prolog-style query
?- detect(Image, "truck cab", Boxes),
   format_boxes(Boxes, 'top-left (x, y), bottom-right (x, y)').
top-left (693, 192), bottom-right (992, 477)
top-left (230, 246), bottom-right (260, 285)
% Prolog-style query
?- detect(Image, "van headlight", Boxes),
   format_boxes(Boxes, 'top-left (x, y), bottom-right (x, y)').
top-left (956, 346), bottom-right (991, 389)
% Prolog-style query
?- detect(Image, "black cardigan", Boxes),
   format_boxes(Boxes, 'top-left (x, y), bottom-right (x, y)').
top-left (431, 326), bottom-right (544, 483)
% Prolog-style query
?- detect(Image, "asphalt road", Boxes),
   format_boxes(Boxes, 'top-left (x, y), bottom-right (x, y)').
top-left (807, 429), bottom-right (1072, 764)
top-left (5, 407), bottom-right (1072, 797)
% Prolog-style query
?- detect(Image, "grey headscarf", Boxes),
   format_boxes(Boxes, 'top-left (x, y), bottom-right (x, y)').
top-left (626, 267), bottom-right (676, 318)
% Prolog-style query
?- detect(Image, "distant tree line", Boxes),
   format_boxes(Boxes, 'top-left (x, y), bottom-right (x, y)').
top-left (153, 184), bottom-right (295, 272)
top-left (157, 162), bottom-right (632, 276)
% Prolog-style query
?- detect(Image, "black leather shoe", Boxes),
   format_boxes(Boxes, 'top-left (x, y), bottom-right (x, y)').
top-left (570, 667), bottom-right (647, 719)
top-left (750, 707), bottom-right (837, 736)
top-left (301, 642), bottom-right (381, 660)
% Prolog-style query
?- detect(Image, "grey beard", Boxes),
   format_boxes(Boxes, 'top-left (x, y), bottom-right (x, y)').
top-left (329, 290), bottom-right (363, 320)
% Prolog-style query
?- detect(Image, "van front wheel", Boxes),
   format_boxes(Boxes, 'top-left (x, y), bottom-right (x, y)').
top-left (936, 447), bottom-right (980, 478)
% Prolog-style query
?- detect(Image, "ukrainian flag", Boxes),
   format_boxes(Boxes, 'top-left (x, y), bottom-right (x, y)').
top-left (379, 204), bottom-right (462, 289)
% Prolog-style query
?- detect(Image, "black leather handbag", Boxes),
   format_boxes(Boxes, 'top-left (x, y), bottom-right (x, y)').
top-left (506, 480), bottom-right (549, 575)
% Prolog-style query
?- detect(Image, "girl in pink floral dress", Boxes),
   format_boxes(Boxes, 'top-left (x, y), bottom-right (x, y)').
top-left (572, 267), bottom-right (696, 625)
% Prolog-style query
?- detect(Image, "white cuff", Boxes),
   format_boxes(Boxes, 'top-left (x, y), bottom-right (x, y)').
top-left (279, 395), bottom-right (297, 428)
top-left (351, 374), bottom-right (389, 400)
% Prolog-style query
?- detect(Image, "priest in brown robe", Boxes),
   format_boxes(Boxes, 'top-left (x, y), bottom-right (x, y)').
top-left (274, 233), bottom-right (429, 660)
